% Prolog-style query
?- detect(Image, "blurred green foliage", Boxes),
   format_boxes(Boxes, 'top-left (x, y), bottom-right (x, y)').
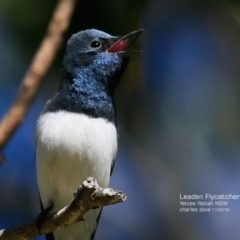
top-left (0, 0), bottom-right (144, 53)
top-left (0, 0), bottom-right (55, 47)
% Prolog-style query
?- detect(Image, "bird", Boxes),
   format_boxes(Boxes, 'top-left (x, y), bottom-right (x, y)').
top-left (35, 28), bottom-right (143, 240)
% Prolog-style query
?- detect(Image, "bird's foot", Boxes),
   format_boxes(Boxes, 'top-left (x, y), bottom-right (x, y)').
top-left (36, 201), bottom-right (54, 235)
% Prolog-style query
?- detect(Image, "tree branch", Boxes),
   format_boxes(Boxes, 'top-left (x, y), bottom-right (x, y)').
top-left (0, 177), bottom-right (127, 240)
top-left (0, 0), bottom-right (77, 152)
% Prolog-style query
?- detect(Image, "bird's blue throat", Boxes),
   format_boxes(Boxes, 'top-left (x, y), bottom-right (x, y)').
top-left (46, 52), bottom-right (125, 123)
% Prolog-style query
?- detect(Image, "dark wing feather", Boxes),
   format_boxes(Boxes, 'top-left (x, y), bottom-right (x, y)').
top-left (90, 208), bottom-right (103, 240)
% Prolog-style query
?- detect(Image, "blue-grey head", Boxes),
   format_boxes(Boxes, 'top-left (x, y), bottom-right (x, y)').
top-left (47, 29), bottom-right (143, 122)
top-left (61, 29), bottom-right (143, 88)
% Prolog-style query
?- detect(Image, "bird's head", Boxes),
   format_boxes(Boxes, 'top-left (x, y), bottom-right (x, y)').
top-left (61, 29), bottom-right (143, 89)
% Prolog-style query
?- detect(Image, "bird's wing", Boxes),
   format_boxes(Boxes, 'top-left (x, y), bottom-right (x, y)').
top-left (110, 157), bottom-right (116, 176)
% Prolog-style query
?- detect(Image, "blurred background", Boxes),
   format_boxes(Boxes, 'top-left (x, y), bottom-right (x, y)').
top-left (1, 0), bottom-right (240, 239)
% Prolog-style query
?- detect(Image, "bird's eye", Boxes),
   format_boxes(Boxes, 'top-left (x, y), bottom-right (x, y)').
top-left (90, 41), bottom-right (101, 48)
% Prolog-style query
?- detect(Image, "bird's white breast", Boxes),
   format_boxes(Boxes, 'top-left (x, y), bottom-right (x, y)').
top-left (35, 111), bottom-right (117, 240)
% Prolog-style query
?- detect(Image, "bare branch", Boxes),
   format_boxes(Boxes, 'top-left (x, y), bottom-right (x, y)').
top-left (0, 177), bottom-right (127, 240)
top-left (0, 0), bottom-right (77, 152)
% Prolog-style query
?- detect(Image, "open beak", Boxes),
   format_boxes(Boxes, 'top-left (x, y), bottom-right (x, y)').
top-left (106, 29), bottom-right (144, 53)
